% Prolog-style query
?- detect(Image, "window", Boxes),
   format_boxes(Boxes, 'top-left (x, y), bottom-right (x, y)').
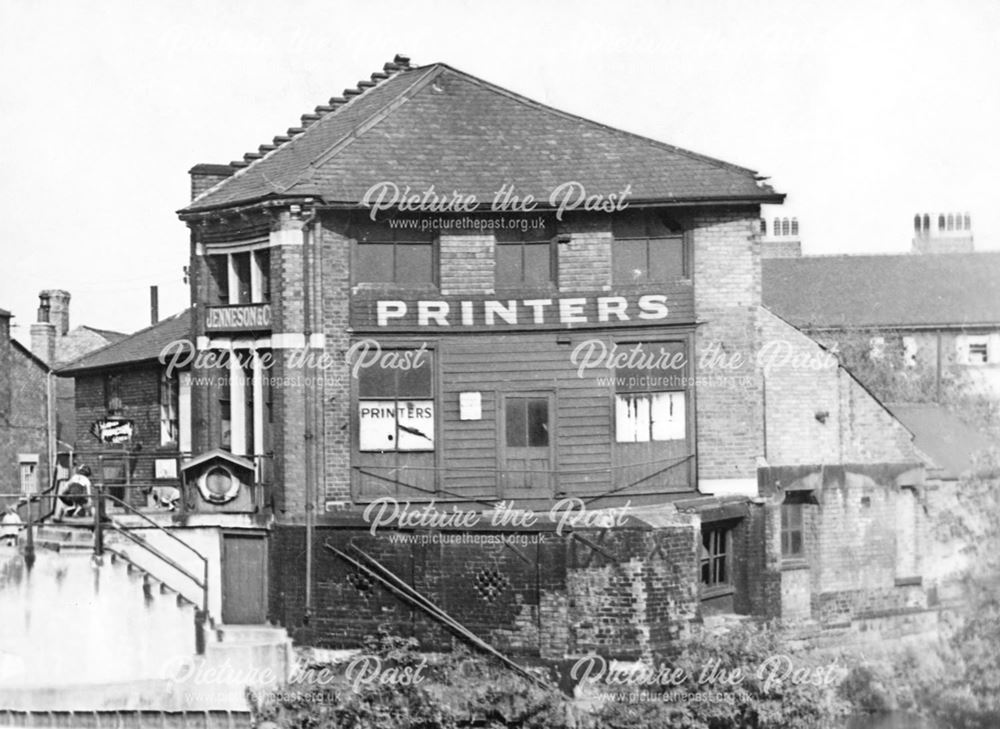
top-left (613, 341), bottom-right (687, 442)
top-left (913, 215), bottom-right (921, 232)
top-left (232, 252), bottom-right (252, 304)
top-left (105, 374), bottom-right (123, 416)
top-left (209, 255), bottom-right (229, 304)
top-left (869, 335), bottom-right (886, 361)
top-left (505, 397), bottom-right (549, 447)
top-left (208, 249), bottom-right (270, 304)
top-left (616, 392), bottom-right (685, 442)
top-left (967, 336), bottom-right (989, 365)
top-left (254, 249), bottom-right (271, 302)
top-left (353, 219), bottom-right (435, 285)
top-left (938, 214), bottom-right (946, 231)
top-left (701, 525), bottom-right (731, 589)
top-left (963, 213), bottom-right (971, 231)
top-left (790, 218), bottom-right (799, 236)
top-left (760, 218), bottom-right (767, 235)
top-left (781, 502), bottom-right (804, 558)
top-left (219, 353), bottom-right (231, 450)
top-left (358, 350), bottom-right (434, 451)
top-left (160, 372), bottom-right (179, 445)
top-left (19, 455), bottom-right (39, 494)
top-left (495, 218), bottom-right (555, 287)
top-left (902, 336), bottom-right (918, 368)
top-left (781, 218), bottom-right (791, 236)
top-left (612, 213), bottom-right (686, 284)
top-left (922, 214), bottom-right (930, 232)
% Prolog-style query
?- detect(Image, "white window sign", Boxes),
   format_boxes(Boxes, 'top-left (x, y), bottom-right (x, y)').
top-left (360, 400), bottom-right (434, 452)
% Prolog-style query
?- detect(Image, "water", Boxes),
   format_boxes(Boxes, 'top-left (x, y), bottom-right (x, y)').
top-left (846, 712), bottom-right (940, 729)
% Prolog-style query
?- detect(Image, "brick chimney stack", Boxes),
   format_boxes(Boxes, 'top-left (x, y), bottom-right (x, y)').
top-left (30, 289), bottom-right (70, 365)
top-left (0, 308), bottom-right (12, 419)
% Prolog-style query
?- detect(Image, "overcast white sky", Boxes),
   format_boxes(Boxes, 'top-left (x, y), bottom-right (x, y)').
top-left (1, 0), bottom-right (998, 341)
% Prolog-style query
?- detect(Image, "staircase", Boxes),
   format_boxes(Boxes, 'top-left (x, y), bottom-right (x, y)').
top-left (0, 524), bottom-right (292, 718)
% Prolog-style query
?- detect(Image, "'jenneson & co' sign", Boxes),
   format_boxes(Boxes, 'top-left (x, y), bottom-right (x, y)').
top-left (205, 304), bottom-right (272, 332)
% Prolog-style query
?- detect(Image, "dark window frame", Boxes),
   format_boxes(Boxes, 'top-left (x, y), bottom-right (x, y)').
top-left (104, 373), bottom-right (123, 416)
top-left (351, 219), bottom-right (438, 286)
top-left (781, 501), bottom-right (805, 559)
top-left (701, 523), bottom-right (734, 597)
top-left (357, 348), bottom-right (435, 453)
top-left (612, 213), bottom-right (689, 284)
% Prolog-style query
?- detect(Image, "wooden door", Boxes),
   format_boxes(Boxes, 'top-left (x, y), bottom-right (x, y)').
top-left (221, 532), bottom-right (268, 624)
top-left (500, 394), bottom-right (553, 498)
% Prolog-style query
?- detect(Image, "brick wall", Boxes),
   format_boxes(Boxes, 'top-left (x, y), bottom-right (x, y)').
top-left (691, 211), bottom-right (764, 482)
top-left (557, 214), bottom-right (611, 291)
top-left (439, 234), bottom-right (494, 294)
top-left (760, 309), bottom-right (920, 466)
top-left (73, 366), bottom-right (171, 507)
top-left (0, 331), bottom-right (50, 495)
top-left (270, 518), bottom-right (698, 658)
top-left (318, 216), bottom-right (352, 505)
top-left (757, 465), bottom-right (928, 625)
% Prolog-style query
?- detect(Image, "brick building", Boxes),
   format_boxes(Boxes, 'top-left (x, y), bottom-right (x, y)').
top-left (763, 251), bottom-right (1000, 400)
top-left (28, 289), bottom-right (127, 450)
top-left (58, 309), bottom-right (193, 509)
top-left (0, 308), bottom-right (52, 504)
top-left (166, 55), bottom-right (936, 652)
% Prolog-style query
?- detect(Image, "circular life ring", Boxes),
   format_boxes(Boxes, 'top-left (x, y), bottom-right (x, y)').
top-left (197, 464), bottom-right (241, 504)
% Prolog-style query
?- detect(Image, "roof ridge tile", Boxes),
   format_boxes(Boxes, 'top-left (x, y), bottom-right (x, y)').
top-left (193, 54), bottom-right (414, 204)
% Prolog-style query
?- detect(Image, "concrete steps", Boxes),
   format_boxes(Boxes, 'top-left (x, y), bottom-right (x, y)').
top-left (1, 527), bottom-right (291, 714)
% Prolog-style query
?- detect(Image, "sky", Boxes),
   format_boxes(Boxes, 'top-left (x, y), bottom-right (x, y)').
top-left (1, 0), bottom-right (998, 342)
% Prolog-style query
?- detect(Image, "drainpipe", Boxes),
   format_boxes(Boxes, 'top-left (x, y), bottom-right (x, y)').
top-left (300, 206), bottom-right (319, 625)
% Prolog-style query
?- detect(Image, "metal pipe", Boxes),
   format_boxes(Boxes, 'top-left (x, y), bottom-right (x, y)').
top-left (301, 208), bottom-right (318, 624)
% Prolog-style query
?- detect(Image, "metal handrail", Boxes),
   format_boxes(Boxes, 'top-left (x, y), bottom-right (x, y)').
top-left (96, 491), bottom-right (209, 616)
top-left (107, 522), bottom-right (205, 589)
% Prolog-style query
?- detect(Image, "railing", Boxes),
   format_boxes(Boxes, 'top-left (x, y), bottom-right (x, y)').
top-left (350, 453), bottom-right (696, 503)
top-left (94, 489), bottom-right (209, 614)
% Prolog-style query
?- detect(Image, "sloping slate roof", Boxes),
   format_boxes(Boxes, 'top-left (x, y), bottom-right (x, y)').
top-left (55, 326), bottom-right (128, 367)
top-left (886, 403), bottom-right (995, 479)
top-left (58, 309), bottom-right (191, 374)
top-left (763, 252), bottom-right (1000, 329)
top-left (182, 63), bottom-right (779, 213)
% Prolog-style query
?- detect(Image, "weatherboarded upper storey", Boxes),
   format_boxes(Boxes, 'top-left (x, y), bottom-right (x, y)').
top-left (180, 55), bottom-right (781, 216)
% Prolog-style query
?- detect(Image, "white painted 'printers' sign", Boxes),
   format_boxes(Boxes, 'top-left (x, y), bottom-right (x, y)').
top-left (359, 400), bottom-right (435, 451)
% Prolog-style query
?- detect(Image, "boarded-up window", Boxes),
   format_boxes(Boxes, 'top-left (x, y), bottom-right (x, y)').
top-left (358, 351), bottom-right (434, 452)
top-left (613, 340), bottom-right (687, 442)
top-left (615, 392), bottom-right (685, 442)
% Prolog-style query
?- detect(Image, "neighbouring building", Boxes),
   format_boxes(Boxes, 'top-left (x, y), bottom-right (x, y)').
top-left (162, 53), bottom-right (940, 654)
top-left (763, 250), bottom-right (1000, 400)
top-left (0, 308), bottom-right (53, 506)
top-left (28, 289), bottom-right (127, 453)
top-left (58, 309), bottom-right (193, 510)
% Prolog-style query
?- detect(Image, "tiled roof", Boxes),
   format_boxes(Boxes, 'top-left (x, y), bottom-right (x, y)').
top-left (58, 309), bottom-right (191, 374)
top-left (763, 252), bottom-right (1000, 329)
top-left (181, 56), bottom-right (780, 214)
top-left (885, 403), bottom-right (995, 479)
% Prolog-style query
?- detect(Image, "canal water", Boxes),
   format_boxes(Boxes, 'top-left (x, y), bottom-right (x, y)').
top-left (846, 712), bottom-right (940, 729)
